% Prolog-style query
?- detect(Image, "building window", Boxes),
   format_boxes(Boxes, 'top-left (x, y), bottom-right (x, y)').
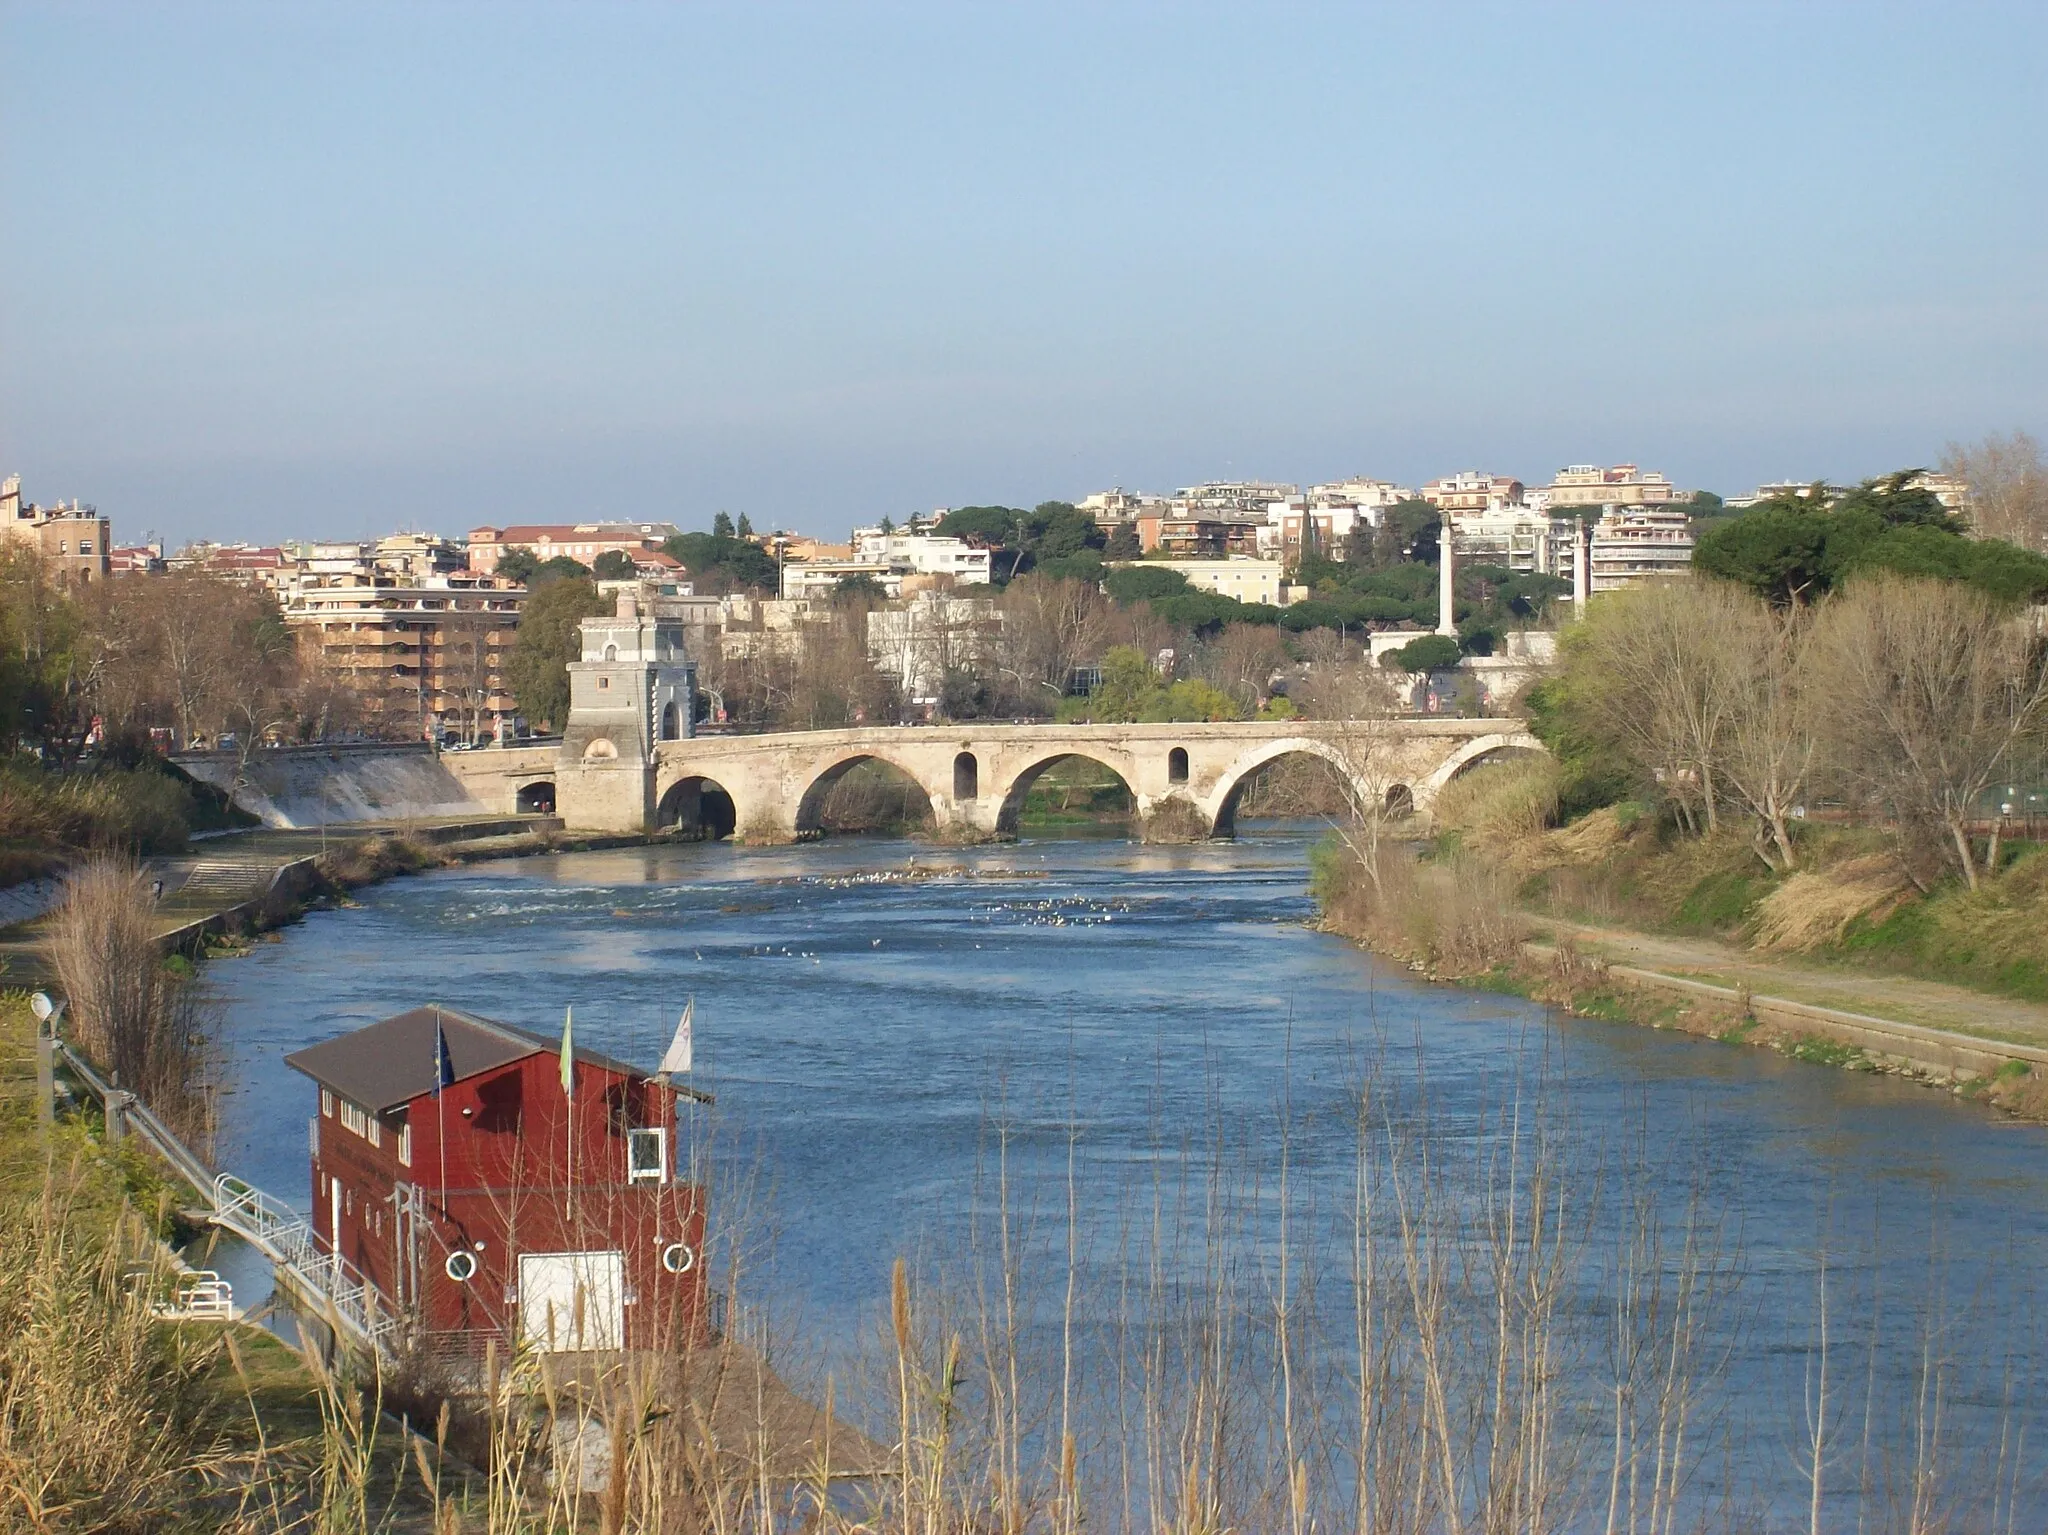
top-left (78, 541), bottom-right (93, 555)
top-left (627, 1127), bottom-right (667, 1184)
top-left (398, 1120), bottom-right (412, 1167)
top-left (322, 1088), bottom-right (335, 1117)
top-left (338, 1097), bottom-right (381, 1146)
top-left (598, 676), bottom-right (610, 690)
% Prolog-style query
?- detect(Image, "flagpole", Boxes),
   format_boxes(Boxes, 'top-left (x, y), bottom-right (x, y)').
top-left (434, 1004), bottom-right (448, 1320)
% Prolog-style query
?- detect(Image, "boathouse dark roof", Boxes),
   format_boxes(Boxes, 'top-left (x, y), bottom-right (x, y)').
top-left (284, 1005), bottom-right (646, 1114)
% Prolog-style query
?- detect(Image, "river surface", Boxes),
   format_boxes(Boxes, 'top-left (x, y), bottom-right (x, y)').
top-left (210, 827), bottom-right (2048, 1522)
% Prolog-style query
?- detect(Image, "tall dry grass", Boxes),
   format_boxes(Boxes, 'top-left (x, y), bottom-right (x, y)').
top-left (0, 762), bottom-right (194, 855)
top-left (47, 853), bottom-right (220, 1152)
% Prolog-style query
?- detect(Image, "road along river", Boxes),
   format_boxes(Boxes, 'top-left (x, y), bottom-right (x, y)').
top-left (210, 827), bottom-right (2048, 1523)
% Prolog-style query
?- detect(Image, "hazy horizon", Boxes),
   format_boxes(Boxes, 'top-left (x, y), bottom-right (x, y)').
top-left (4, 2), bottom-right (2044, 550)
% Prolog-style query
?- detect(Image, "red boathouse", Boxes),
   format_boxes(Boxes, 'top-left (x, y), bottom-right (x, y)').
top-left (286, 1005), bottom-right (709, 1354)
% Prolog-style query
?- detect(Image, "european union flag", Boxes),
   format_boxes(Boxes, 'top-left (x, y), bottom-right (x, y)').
top-left (431, 1011), bottom-right (455, 1096)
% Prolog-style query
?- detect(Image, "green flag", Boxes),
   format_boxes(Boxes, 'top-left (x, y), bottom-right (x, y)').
top-left (559, 1005), bottom-right (574, 1101)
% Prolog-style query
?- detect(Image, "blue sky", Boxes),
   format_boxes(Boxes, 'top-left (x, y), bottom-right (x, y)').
top-left (3, 2), bottom-right (2044, 548)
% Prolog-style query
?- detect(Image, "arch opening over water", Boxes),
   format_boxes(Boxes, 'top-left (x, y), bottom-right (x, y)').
top-left (796, 755), bottom-right (937, 837)
top-left (515, 779), bottom-right (557, 815)
top-left (997, 753), bottom-right (1136, 837)
top-left (657, 776), bottom-right (737, 840)
top-left (1213, 747), bottom-right (1362, 838)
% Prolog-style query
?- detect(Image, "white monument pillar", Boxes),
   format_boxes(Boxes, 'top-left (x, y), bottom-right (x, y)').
top-left (1437, 516), bottom-right (1457, 637)
top-left (1572, 518), bottom-right (1591, 607)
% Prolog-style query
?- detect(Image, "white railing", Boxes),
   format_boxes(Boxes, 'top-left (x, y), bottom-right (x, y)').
top-left (210, 1173), bottom-right (402, 1353)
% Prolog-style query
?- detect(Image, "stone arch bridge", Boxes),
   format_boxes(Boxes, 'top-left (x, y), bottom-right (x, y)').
top-left (444, 719), bottom-right (1542, 844)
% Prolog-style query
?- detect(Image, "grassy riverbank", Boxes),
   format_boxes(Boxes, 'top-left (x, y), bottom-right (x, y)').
top-left (1313, 758), bottom-right (2048, 1117)
top-left (0, 992), bottom-right (459, 1530)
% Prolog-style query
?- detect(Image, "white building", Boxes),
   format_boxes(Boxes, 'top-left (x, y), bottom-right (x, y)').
top-left (865, 592), bottom-right (1005, 702)
top-left (849, 530), bottom-right (993, 585)
top-left (781, 560), bottom-right (909, 600)
top-left (1449, 507), bottom-right (1575, 578)
top-left (1308, 477), bottom-right (1412, 509)
top-left (1588, 506), bottom-right (1695, 590)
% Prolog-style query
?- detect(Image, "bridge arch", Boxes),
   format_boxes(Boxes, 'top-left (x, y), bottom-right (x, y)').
top-left (514, 779), bottom-right (556, 814)
top-left (1206, 737), bottom-right (1377, 839)
top-left (657, 775), bottom-right (738, 839)
top-left (994, 751), bottom-right (1138, 837)
top-left (1417, 731), bottom-right (1546, 801)
top-left (794, 753), bottom-right (941, 837)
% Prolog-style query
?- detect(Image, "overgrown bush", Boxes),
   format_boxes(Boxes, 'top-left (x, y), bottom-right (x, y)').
top-left (47, 855), bottom-right (220, 1151)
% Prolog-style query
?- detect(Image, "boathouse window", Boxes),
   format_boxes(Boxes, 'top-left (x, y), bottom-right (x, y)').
top-left (398, 1120), bottom-right (413, 1167)
top-left (321, 1089), bottom-right (334, 1117)
top-left (338, 1097), bottom-right (381, 1147)
top-left (627, 1127), bottom-right (667, 1184)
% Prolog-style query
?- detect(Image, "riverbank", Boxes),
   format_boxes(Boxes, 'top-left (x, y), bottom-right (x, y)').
top-left (1311, 758), bottom-right (2048, 1120)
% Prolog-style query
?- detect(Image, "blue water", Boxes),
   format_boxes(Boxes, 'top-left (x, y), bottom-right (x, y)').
top-left (208, 828), bottom-right (2048, 1521)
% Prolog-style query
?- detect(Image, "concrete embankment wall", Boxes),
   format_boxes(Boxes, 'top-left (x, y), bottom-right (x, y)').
top-left (176, 744), bottom-right (488, 829)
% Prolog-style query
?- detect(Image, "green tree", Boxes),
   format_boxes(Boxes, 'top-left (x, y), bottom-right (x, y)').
top-left (1140, 679), bottom-right (1244, 723)
top-left (1018, 502), bottom-right (1103, 564)
top-left (1694, 471), bottom-right (2048, 605)
top-left (712, 511), bottom-right (735, 538)
top-left (1104, 566), bottom-right (1191, 604)
top-left (495, 549), bottom-right (540, 585)
top-left (832, 572), bottom-right (888, 603)
top-left (736, 513), bottom-right (754, 539)
top-left (1086, 646), bottom-right (1160, 722)
top-left (1105, 522), bottom-right (1141, 559)
top-left (665, 532), bottom-right (778, 593)
top-left (532, 555), bottom-right (592, 585)
top-left (935, 505), bottom-right (1022, 546)
top-left (1384, 634), bottom-right (1462, 674)
top-left (591, 550), bottom-right (636, 579)
top-left (503, 577), bottom-right (607, 731)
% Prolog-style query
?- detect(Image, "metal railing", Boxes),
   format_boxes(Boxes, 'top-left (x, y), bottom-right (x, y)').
top-left (210, 1173), bottom-right (402, 1353)
top-left (52, 1039), bottom-right (401, 1358)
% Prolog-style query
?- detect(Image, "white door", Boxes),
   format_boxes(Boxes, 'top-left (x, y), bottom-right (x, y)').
top-left (518, 1251), bottom-right (625, 1352)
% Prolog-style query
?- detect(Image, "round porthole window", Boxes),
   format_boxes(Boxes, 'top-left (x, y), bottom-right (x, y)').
top-left (445, 1250), bottom-right (479, 1282)
top-left (660, 1242), bottom-right (696, 1275)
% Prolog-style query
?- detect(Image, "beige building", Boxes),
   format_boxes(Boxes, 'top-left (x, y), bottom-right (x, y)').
top-left (1540, 464), bottom-right (1677, 509)
top-left (1421, 472), bottom-right (1525, 513)
top-left (0, 477), bottom-right (112, 586)
top-left (1115, 558), bottom-right (1293, 607)
top-left (467, 521), bottom-right (679, 575)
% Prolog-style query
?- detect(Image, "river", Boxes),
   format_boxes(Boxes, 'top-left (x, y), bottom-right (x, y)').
top-left (210, 826), bottom-right (2048, 1523)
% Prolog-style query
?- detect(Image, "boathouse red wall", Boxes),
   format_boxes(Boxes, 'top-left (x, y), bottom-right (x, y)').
top-left (305, 1024), bottom-right (708, 1352)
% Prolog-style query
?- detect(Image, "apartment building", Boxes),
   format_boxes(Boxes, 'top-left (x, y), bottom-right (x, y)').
top-left (1449, 507), bottom-right (1573, 577)
top-left (0, 476), bottom-right (112, 585)
top-left (1421, 472), bottom-right (1526, 513)
top-left (1309, 477), bottom-right (1412, 509)
top-left (466, 521), bottom-right (680, 575)
top-left (1587, 506), bottom-right (1695, 591)
top-left (1539, 464), bottom-right (1677, 510)
top-left (850, 528), bottom-right (993, 585)
top-left (1257, 500), bottom-right (1366, 565)
top-left (282, 573), bottom-right (525, 740)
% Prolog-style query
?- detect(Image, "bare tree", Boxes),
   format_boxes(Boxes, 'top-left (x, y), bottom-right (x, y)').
top-left (1942, 430), bottom-right (2048, 553)
top-left (995, 576), bottom-right (1111, 711)
top-left (1555, 578), bottom-right (1741, 834)
top-left (1717, 599), bottom-right (1816, 871)
top-left (1200, 622), bottom-right (1290, 712)
top-left (1807, 573), bottom-right (2048, 889)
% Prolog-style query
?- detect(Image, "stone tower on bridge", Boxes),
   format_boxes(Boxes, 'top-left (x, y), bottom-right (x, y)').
top-left (558, 591), bottom-right (698, 833)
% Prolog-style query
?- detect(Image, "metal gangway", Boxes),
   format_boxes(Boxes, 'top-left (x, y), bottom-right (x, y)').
top-left (55, 1039), bottom-right (402, 1359)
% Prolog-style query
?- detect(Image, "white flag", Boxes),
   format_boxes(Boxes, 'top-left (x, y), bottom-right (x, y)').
top-left (659, 999), bottom-right (695, 1076)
